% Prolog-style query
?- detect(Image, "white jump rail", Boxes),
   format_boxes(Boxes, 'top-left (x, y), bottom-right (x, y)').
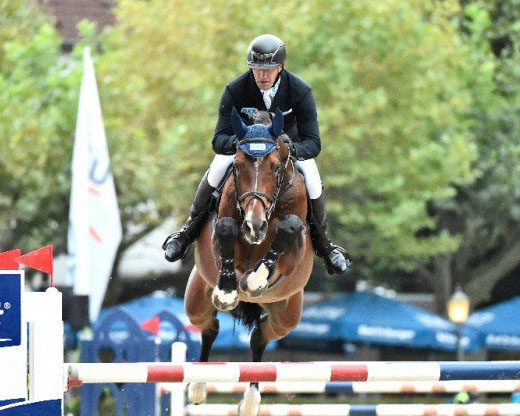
top-left (160, 380), bottom-right (520, 395)
top-left (67, 361), bottom-right (520, 385)
top-left (184, 404), bottom-right (520, 416)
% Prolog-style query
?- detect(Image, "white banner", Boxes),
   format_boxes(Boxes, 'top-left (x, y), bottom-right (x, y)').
top-left (67, 47), bottom-right (122, 323)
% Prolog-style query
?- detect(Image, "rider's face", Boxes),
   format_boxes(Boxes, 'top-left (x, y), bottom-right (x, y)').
top-left (251, 66), bottom-right (282, 91)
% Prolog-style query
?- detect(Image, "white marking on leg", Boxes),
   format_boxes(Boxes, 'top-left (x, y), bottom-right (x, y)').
top-left (247, 263), bottom-right (269, 292)
top-left (188, 382), bottom-right (207, 404)
top-left (212, 287), bottom-right (238, 305)
top-left (238, 384), bottom-right (261, 416)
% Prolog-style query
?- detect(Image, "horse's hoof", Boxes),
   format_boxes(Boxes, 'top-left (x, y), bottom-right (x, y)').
top-left (188, 382), bottom-right (207, 404)
top-left (245, 263), bottom-right (270, 297)
top-left (211, 287), bottom-right (239, 311)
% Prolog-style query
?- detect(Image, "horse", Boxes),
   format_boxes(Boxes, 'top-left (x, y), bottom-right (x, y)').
top-left (183, 107), bottom-right (314, 415)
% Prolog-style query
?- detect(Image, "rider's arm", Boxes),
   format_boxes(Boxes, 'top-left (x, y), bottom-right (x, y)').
top-left (291, 88), bottom-right (321, 160)
top-left (212, 87), bottom-right (238, 155)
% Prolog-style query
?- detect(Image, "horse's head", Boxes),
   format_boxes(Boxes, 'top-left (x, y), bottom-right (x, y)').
top-left (231, 107), bottom-right (292, 245)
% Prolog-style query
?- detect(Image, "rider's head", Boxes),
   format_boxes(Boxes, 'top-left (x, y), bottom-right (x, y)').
top-left (246, 34), bottom-right (286, 91)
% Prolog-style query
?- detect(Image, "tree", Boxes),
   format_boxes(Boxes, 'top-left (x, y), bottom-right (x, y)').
top-left (423, 0), bottom-right (520, 310)
top-left (0, 0), bottom-right (80, 253)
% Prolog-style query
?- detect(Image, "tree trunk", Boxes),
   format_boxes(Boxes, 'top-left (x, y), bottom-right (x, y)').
top-left (431, 253), bottom-right (453, 315)
top-left (464, 239), bottom-right (520, 305)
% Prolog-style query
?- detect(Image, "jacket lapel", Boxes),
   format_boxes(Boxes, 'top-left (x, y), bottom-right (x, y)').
top-left (268, 70), bottom-right (288, 112)
top-left (247, 71), bottom-right (267, 110)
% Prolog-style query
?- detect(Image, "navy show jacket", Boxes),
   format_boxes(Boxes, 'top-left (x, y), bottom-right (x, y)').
top-left (212, 69), bottom-right (321, 160)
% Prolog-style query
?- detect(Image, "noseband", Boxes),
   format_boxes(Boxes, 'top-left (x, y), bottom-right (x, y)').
top-left (233, 137), bottom-right (294, 221)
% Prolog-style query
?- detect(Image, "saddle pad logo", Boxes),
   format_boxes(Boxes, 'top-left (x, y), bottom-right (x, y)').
top-left (0, 273), bottom-right (22, 347)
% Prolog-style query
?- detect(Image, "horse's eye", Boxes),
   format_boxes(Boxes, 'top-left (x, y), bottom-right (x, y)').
top-left (273, 164), bottom-right (281, 173)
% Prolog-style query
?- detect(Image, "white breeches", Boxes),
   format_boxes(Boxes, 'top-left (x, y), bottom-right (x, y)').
top-left (207, 154), bottom-right (323, 199)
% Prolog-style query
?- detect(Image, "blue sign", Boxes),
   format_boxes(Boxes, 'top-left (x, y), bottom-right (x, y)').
top-left (0, 399), bottom-right (61, 416)
top-left (0, 273), bottom-right (21, 348)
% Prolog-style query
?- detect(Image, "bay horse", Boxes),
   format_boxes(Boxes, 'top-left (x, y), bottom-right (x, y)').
top-left (184, 108), bottom-right (314, 415)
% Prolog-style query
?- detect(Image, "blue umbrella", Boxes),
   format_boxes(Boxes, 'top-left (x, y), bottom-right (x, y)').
top-left (284, 292), bottom-right (482, 351)
top-left (467, 296), bottom-right (520, 350)
top-left (96, 291), bottom-right (258, 350)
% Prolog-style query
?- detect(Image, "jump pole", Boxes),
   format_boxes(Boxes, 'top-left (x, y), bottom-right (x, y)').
top-left (184, 404), bottom-right (520, 416)
top-left (160, 380), bottom-right (520, 395)
top-left (67, 361), bottom-right (520, 385)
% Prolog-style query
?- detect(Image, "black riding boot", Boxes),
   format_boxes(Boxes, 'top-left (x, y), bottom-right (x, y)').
top-left (310, 194), bottom-right (352, 275)
top-left (162, 172), bottom-right (215, 262)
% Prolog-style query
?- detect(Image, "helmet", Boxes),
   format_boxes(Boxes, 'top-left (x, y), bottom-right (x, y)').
top-left (246, 34), bottom-right (286, 70)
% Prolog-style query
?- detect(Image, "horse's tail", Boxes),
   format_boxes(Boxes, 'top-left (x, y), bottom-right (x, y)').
top-left (231, 301), bottom-right (263, 331)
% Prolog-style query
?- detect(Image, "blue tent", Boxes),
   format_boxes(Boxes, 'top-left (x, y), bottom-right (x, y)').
top-left (467, 296), bottom-right (520, 350)
top-left (96, 291), bottom-right (255, 350)
top-left (284, 292), bottom-right (482, 351)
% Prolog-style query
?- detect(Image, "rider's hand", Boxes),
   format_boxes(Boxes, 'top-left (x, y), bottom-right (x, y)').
top-left (281, 135), bottom-right (297, 157)
top-left (231, 135), bottom-right (239, 151)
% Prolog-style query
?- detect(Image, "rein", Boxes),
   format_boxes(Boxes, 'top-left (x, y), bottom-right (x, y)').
top-left (233, 138), bottom-right (294, 221)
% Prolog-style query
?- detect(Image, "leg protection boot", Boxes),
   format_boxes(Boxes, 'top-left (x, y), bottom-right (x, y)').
top-left (162, 171), bottom-right (215, 262)
top-left (309, 194), bottom-right (352, 275)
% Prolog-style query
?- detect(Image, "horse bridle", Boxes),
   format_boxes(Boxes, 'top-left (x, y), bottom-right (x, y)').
top-left (233, 137), bottom-right (294, 221)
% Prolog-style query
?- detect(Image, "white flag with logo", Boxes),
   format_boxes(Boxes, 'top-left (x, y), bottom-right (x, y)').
top-left (67, 47), bottom-right (122, 323)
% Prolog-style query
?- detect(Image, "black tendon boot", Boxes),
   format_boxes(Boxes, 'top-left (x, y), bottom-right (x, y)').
top-left (162, 172), bottom-right (215, 262)
top-left (310, 194), bottom-right (352, 275)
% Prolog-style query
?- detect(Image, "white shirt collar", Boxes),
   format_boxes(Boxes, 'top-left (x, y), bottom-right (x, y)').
top-left (261, 77), bottom-right (281, 110)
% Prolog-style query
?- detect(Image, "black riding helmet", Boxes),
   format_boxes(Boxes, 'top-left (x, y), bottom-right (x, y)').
top-left (246, 34), bottom-right (286, 70)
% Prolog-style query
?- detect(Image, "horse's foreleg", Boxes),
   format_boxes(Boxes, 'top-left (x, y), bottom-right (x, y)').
top-left (212, 217), bottom-right (239, 312)
top-left (239, 294), bottom-right (303, 416)
top-left (188, 314), bottom-right (219, 405)
top-left (237, 317), bottom-right (265, 416)
top-left (242, 214), bottom-right (303, 297)
top-left (184, 267), bottom-right (220, 404)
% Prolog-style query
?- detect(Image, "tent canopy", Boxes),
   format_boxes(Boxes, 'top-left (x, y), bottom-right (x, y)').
top-left (96, 291), bottom-right (256, 350)
top-left (467, 296), bottom-right (520, 350)
top-left (285, 292), bottom-right (482, 351)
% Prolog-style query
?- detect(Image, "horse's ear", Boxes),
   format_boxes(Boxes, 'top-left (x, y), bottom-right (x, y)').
top-left (268, 107), bottom-right (284, 138)
top-left (231, 107), bottom-right (248, 139)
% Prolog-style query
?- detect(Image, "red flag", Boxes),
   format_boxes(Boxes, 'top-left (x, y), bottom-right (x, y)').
top-left (0, 249), bottom-right (21, 270)
top-left (140, 316), bottom-right (160, 334)
top-left (16, 245), bottom-right (53, 279)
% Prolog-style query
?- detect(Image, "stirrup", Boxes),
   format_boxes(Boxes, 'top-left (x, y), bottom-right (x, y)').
top-left (328, 244), bottom-right (352, 264)
top-left (321, 243), bottom-right (353, 275)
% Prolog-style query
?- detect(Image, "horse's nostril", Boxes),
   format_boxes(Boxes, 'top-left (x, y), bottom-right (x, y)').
top-left (260, 222), bottom-right (268, 234)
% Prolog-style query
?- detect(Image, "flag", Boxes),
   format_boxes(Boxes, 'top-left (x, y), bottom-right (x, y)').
top-left (67, 47), bottom-right (122, 323)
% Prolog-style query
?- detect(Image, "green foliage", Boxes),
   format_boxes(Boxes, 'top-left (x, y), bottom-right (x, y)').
top-left (286, 0), bottom-right (479, 277)
top-left (0, 0), bottom-right (80, 252)
top-left (429, 0), bottom-right (520, 301)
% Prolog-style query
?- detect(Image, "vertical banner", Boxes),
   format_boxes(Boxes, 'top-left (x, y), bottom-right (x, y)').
top-left (0, 271), bottom-right (26, 405)
top-left (68, 47), bottom-right (123, 323)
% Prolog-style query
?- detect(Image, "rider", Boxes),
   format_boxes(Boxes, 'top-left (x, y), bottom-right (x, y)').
top-left (163, 34), bottom-right (351, 275)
